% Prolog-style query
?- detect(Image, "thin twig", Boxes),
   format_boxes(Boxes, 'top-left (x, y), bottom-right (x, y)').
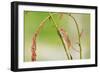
top-left (68, 14), bottom-right (82, 59)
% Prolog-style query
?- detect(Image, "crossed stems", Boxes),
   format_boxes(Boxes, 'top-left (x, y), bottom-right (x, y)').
top-left (49, 13), bottom-right (72, 60)
top-left (33, 13), bottom-right (82, 59)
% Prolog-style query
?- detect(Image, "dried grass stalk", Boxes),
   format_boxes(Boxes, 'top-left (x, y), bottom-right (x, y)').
top-left (31, 15), bottom-right (52, 61)
top-left (31, 35), bottom-right (36, 61)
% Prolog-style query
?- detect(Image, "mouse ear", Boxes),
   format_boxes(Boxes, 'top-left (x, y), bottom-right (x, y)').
top-left (57, 27), bottom-right (72, 60)
top-left (59, 28), bottom-right (71, 49)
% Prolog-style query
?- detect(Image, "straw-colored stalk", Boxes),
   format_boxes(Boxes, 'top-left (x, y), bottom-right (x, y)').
top-left (49, 13), bottom-right (72, 60)
top-left (68, 14), bottom-right (82, 59)
top-left (31, 15), bottom-right (51, 61)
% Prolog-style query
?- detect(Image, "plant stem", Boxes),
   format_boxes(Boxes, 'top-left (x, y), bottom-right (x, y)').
top-left (49, 13), bottom-right (72, 60)
top-left (32, 14), bottom-right (58, 61)
top-left (34, 15), bottom-right (51, 37)
top-left (34, 13), bottom-right (57, 37)
top-left (68, 14), bottom-right (82, 59)
top-left (48, 13), bottom-right (58, 30)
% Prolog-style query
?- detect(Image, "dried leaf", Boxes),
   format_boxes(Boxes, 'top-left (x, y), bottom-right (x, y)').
top-left (31, 35), bottom-right (36, 61)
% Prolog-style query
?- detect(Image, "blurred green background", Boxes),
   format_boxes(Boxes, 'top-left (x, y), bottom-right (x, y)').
top-left (24, 11), bottom-right (90, 62)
